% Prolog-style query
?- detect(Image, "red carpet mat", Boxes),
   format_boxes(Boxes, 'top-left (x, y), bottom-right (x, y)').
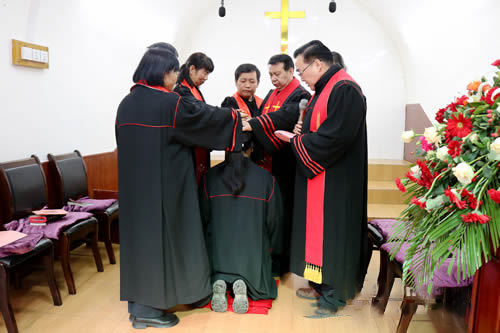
top-left (204, 280), bottom-right (279, 315)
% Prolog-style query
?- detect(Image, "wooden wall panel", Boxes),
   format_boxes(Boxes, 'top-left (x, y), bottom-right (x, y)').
top-left (83, 150), bottom-right (118, 198)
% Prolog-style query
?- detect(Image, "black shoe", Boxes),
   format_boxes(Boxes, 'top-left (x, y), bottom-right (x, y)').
top-left (132, 313), bottom-right (179, 329)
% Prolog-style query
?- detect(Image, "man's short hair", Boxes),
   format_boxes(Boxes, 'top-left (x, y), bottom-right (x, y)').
top-left (293, 40), bottom-right (333, 65)
top-left (268, 54), bottom-right (294, 71)
top-left (234, 64), bottom-right (260, 82)
top-left (133, 48), bottom-right (180, 86)
top-left (147, 42), bottom-right (178, 57)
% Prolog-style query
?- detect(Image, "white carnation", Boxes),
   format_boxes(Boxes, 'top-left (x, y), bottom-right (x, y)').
top-left (410, 165), bottom-right (422, 179)
top-left (436, 146), bottom-right (449, 161)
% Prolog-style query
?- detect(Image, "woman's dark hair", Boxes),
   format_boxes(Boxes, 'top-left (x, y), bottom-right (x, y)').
top-left (268, 54), bottom-right (294, 71)
top-left (234, 63), bottom-right (260, 82)
top-left (177, 52), bottom-right (214, 86)
top-left (331, 51), bottom-right (346, 71)
top-left (133, 48), bottom-right (180, 86)
top-left (293, 40), bottom-right (333, 65)
top-left (220, 133), bottom-right (253, 195)
top-left (147, 42), bottom-right (178, 57)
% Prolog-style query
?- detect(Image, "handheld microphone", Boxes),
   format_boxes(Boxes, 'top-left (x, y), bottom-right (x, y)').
top-left (329, 1), bottom-right (336, 13)
top-left (298, 99), bottom-right (308, 123)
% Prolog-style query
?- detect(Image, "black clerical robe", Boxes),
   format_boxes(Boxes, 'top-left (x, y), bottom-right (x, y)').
top-left (174, 81), bottom-right (210, 184)
top-left (251, 66), bottom-right (371, 301)
top-left (199, 160), bottom-right (283, 300)
top-left (289, 66), bottom-right (371, 302)
top-left (247, 78), bottom-right (311, 274)
top-left (116, 83), bottom-right (242, 309)
top-left (221, 93), bottom-right (262, 118)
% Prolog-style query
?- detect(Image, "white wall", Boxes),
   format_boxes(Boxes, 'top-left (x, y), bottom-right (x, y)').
top-left (2, 0), bottom-right (497, 162)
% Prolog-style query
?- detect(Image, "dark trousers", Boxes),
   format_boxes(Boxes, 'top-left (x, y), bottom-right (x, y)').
top-left (310, 282), bottom-right (346, 311)
top-left (128, 302), bottom-right (163, 318)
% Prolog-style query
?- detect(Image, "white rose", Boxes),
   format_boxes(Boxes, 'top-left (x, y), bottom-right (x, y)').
top-left (401, 130), bottom-right (415, 143)
top-left (452, 162), bottom-right (475, 185)
top-left (424, 126), bottom-right (440, 144)
top-left (436, 146), bottom-right (449, 161)
top-left (410, 165), bottom-right (422, 179)
top-left (427, 150), bottom-right (436, 158)
top-left (491, 138), bottom-right (500, 154)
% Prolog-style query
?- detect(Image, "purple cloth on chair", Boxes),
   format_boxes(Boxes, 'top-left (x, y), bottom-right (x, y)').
top-left (0, 233), bottom-right (44, 259)
top-left (66, 196), bottom-right (117, 212)
top-left (368, 219), bottom-right (399, 240)
top-left (381, 242), bottom-right (473, 290)
top-left (4, 212), bottom-right (93, 240)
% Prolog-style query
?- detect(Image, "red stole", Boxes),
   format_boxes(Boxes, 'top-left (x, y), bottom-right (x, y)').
top-left (303, 69), bottom-right (357, 284)
top-left (262, 77), bottom-right (301, 115)
top-left (181, 80), bottom-right (204, 101)
top-left (232, 93), bottom-right (263, 118)
top-left (257, 78), bottom-right (301, 172)
top-left (181, 80), bottom-right (209, 184)
top-left (131, 81), bottom-right (171, 93)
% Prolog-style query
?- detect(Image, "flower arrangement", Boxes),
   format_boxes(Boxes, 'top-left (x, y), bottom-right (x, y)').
top-left (394, 60), bottom-right (500, 293)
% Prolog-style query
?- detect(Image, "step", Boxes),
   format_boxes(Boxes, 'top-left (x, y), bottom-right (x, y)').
top-left (367, 204), bottom-right (407, 220)
top-left (368, 181), bottom-right (405, 205)
top-left (368, 159), bottom-right (411, 182)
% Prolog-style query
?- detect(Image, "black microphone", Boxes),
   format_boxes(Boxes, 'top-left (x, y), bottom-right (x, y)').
top-left (329, 1), bottom-right (336, 13)
top-left (219, 6), bottom-right (226, 17)
top-left (219, 0), bottom-right (226, 17)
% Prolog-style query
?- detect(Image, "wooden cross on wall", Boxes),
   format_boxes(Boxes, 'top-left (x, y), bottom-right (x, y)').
top-left (265, 0), bottom-right (306, 54)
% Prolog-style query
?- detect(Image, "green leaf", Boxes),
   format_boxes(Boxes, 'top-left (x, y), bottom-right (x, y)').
top-left (482, 166), bottom-right (493, 179)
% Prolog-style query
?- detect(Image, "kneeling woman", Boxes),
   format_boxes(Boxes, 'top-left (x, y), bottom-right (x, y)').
top-left (199, 135), bottom-right (284, 314)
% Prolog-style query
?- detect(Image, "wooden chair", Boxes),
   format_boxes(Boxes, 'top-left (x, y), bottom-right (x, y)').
top-left (0, 157), bottom-right (62, 333)
top-left (47, 150), bottom-right (118, 264)
top-left (0, 156), bottom-right (103, 295)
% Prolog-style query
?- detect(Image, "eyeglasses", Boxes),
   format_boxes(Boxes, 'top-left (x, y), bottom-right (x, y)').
top-left (296, 61), bottom-right (314, 77)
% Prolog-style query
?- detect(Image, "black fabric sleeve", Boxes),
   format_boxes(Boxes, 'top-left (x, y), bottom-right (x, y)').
top-left (290, 83), bottom-right (366, 179)
top-left (266, 176), bottom-right (284, 255)
top-left (221, 96), bottom-right (238, 109)
top-left (172, 96), bottom-right (243, 152)
top-left (199, 175), bottom-right (211, 229)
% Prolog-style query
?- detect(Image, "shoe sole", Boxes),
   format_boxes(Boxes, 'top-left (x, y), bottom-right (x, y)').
top-left (232, 279), bottom-right (249, 314)
top-left (211, 280), bottom-right (227, 313)
top-left (296, 290), bottom-right (320, 300)
top-left (132, 316), bottom-right (179, 329)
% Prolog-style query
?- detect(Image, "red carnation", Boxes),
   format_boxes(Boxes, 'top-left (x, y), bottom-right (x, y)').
top-left (485, 87), bottom-right (499, 105)
top-left (435, 108), bottom-right (446, 123)
top-left (461, 213), bottom-right (490, 224)
top-left (492, 59), bottom-right (500, 66)
top-left (488, 189), bottom-right (500, 204)
top-left (445, 188), bottom-right (467, 209)
top-left (411, 196), bottom-right (427, 209)
top-left (447, 140), bottom-right (463, 158)
top-left (395, 178), bottom-right (406, 193)
top-left (446, 113), bottom-right (473, 138)
top-left (461, 189), bottom-right (482, 209)
top-left (416, 160), bottom-right (434, 189)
